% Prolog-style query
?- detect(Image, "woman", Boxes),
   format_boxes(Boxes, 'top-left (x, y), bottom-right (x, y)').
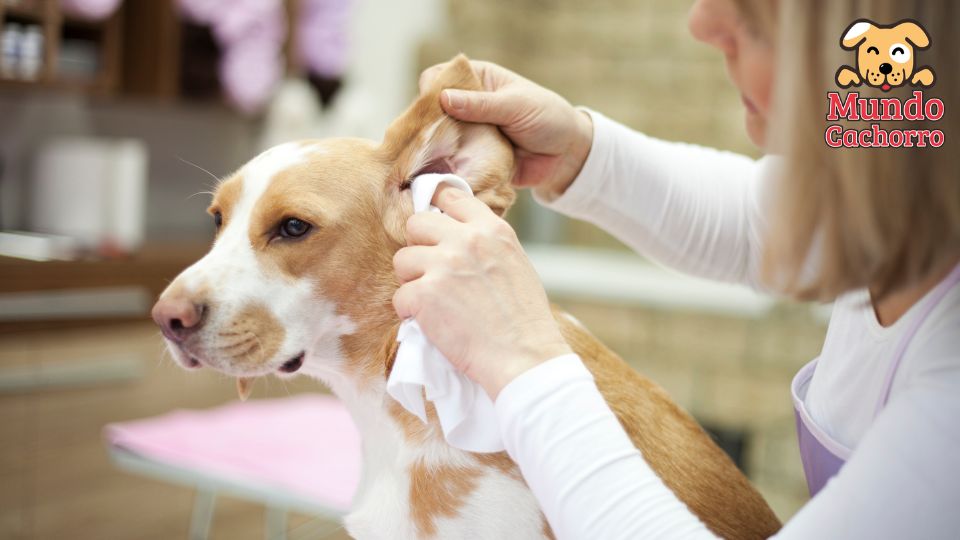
top-left (392, 0), bottom-right (960, 537)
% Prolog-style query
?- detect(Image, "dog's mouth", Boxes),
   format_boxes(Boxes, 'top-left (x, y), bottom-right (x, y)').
top-left (170, 342), bottom-right (307, 401)
top-left (234, 352), bottom-right (305, 401)
top-left (279, 352), bottom-right (306, 374)
top-left (881, 83), bottom-right (892, 92)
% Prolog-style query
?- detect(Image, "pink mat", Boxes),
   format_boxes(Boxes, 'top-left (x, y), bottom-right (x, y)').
top-left (104, 394), bottom-right (361, 511)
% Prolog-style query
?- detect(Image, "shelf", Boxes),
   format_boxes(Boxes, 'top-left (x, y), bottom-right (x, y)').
top-left (3, 3), bottom-right (46, 22)
top-left (0, 242), bottom-right (210, 333)
top-left (0, 75), bottom-right (101, 94)
top-left (0, 0), bottom-right (122, 97)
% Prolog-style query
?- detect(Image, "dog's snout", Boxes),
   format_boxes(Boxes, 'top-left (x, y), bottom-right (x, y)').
top-left (152, 296), bottom-right (206, 342)
top-left (879, 63), bottom-right (893, 75)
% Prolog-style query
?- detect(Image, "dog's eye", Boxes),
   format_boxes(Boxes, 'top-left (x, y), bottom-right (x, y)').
top-left (889, 43), bottom-right (910, 63)
top-left (867, 46), bottom-right (879, 55)
top-left (279, 218), bottom-right (311, 239)
top-left (213, 211), bottom-right (223, 229)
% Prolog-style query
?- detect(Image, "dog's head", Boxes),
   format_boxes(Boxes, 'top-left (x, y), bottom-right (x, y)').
top-left (151, 55), bottom-right (514, 394)
top-left (841, 19), bottom-right (930, 91)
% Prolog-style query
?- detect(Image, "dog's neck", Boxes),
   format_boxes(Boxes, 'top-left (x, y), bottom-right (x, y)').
top-left (305, 244), bottom-right (450, 453)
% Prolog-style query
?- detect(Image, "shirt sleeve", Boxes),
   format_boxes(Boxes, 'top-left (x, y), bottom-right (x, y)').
top-left (495, 354), bottom-right (718, 539)
top-left (496, 353), bottom-right (960, 540)
top-left (533, 110), bottom-right (775, 290)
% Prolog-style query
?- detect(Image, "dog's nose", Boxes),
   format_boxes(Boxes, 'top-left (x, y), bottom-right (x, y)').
top-left (152, 296), bottom-right (206, 342)
top-left (879, 63), bottom-right (893, 75)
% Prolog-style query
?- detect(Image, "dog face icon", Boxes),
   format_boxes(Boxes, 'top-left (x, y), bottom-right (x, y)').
top-left (836, 19), bottom-right (935, 91)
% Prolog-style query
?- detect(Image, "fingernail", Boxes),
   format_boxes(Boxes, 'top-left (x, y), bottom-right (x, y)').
top-left (444, 90), bottom-right (464, 110)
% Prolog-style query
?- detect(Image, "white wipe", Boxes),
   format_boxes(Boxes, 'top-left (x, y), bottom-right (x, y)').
top-left (385, 173), bottom-right (504, 453)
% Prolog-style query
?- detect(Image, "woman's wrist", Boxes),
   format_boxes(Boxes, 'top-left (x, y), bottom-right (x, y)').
top-left (534, 109), bottom-right (594, 202)
top-left (484, 332), bottom-right (574, 400)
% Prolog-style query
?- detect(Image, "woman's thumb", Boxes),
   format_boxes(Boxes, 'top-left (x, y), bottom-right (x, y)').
top-left (441, 89), bottom-right (517, 126)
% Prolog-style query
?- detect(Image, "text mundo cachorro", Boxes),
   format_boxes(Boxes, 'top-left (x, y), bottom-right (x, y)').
top-left (825, 91), bottom-right (945, 148)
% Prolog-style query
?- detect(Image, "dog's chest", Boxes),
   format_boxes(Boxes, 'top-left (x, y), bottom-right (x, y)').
top-left (341, 404), bottom-right (548, 539)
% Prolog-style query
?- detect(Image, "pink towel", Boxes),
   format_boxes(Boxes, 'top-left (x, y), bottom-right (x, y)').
top-left (104, 394), bottom-right (361, 511)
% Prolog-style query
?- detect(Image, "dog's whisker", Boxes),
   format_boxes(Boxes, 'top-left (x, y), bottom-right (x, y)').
top-left (187, 190), bottom-right (216, 201)
top-left (248, 332), bottom-right (266, 360)
top-left (177, 156), bottom-right (222, 185)
top-left (216, 338), bottom-right (256, 352)
top-left (230, 340), bottom-right (259, 358)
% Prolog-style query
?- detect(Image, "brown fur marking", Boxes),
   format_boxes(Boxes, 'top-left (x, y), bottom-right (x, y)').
top-left (409, 460), bottom-right (485, 538)
top-left (222, 302), bottom-right (285, 370)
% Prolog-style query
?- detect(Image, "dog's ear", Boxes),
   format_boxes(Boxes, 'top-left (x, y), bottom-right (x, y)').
top-left (380, 55), bottom-right (516, 222)
top-left (897, 20), bottom-right (930, 49)
top-left (841, 19), bottom-right (875, 50)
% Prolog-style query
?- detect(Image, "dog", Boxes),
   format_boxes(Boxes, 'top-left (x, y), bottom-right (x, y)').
top-left (836, 19), bottom-right (935, 92)
top-left (151, 55), bottom-right (782, 539)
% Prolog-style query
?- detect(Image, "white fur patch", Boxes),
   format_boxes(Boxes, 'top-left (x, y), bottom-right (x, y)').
top-left (844, 21), bottom-right (872, 42)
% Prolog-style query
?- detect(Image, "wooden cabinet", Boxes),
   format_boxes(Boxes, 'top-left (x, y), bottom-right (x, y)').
top-left (0, 0), bottom-right (121, 95)
top-left (0, 0), bottom-right (308, 102)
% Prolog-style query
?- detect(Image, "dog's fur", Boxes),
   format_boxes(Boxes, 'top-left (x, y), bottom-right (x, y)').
top-left (153, 55), bottom-right (781, 539)
top-left (836, 19), bottom-right (935, 91)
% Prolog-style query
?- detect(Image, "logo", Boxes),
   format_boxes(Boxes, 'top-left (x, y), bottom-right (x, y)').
top-left (836, 19), bottom-right (935, 92)
top-left (825, 19), bottom-right (944, 149)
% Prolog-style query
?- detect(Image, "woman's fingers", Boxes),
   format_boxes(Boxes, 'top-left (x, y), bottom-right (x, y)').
top-left (405, 212), bottom-right (460, 246)
top-left (440, 88), bottom-right (530, 126)
top-left (392, 246), bottom-right (435, 284)
top-left (433, 186), bottom-right (496, 223)
top-left (392, 279), bottom-right (422, 319)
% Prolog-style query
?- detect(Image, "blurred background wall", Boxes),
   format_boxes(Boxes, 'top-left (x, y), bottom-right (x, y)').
top-left (0, 0), bottom-right (823, 538)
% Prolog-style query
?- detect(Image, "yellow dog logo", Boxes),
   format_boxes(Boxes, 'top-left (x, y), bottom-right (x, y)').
top-left (836, 19), bottom-right (935, 92)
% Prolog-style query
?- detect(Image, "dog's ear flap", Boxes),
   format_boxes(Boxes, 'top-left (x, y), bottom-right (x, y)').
top-left (841, 20), bottom-right (874, 49)
top-left (380, 55), bottom-right (516, 220)
top-left (898, 21), bottom-right (931, 49)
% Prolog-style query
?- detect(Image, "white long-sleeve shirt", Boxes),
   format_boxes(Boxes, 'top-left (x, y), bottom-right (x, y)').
top-left (495, 110), bottom-right (960, 539)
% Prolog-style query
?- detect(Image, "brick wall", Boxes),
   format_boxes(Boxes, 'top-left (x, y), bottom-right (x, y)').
top-left (419, 0), bottom-right (759, 248)
top-left (417, 0), bottom-right (821, 520)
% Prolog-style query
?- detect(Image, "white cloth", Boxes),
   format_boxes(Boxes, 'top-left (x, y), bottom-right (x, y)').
top-left (496, 109), bottom-right (960, 538)
top-left (386, 173), bottom-right (504, 453)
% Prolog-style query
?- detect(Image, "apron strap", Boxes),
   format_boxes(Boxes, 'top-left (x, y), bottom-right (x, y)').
top-left (874, 262), bottom-right (960, 417)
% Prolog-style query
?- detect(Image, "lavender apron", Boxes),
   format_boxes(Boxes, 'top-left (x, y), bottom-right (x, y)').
top-left (791, 263), bottom-right (960, 497)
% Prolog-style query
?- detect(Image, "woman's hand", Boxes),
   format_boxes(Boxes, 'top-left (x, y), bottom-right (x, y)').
top-left (392, 187), bottom-right (573, 400)
top-left (419, 59), bottom-right (594, 200)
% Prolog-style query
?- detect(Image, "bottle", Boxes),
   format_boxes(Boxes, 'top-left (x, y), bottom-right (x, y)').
top-left (1, 23), bottom-right (22, 79)
top-left (19, 25), bottom-right (43, 80)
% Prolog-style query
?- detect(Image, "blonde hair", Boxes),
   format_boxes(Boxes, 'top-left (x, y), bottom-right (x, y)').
top-left (740, 0), bottom-right (960, 301)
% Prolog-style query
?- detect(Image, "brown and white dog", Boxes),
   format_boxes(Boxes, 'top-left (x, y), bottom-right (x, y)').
top-left (152, 55), bottom-right (781, 539)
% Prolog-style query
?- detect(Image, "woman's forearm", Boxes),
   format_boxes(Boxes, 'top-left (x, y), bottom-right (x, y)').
top-left (496, 354), bottom-right (717, 539)
top-left (536, 110), bottom-right (774, 291)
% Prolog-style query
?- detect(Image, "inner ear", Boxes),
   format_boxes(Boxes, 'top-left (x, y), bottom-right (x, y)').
top-left (380, 55), bottom-right (516, 231)
top-left (399, 117), bottom-right (463, 185)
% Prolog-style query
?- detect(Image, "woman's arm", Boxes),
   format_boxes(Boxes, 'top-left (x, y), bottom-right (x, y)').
top-left (497, 354), bottom-right (718, 539)
top-left (496, 350), bottom-right (960, 539)
top-left (536, 110), bottom-right (775, 291)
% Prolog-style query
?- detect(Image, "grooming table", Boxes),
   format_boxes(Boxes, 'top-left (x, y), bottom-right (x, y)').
top-left (104, 394), bottom-right (361, 540)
